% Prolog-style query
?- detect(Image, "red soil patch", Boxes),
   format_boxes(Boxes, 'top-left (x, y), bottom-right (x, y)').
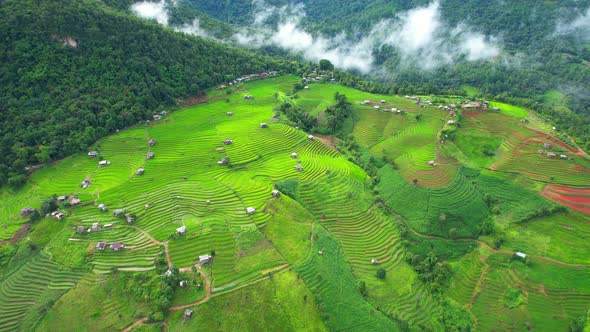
top-left (314, 134), bottom-right (338, 151)
top-left (541, 185), bottom-right (590, 215)
top-left (463, 109), bottom-right (487, 117)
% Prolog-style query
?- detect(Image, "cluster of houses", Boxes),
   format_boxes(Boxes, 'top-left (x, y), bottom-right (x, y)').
top-left (302, 72), bottom-right (335, 84)
top-left (58, 195), bottom-right (81, 206)
top-left (538, 142), bottom-right (568, 159)
top-left (96, 241), bottom-right (124, 251)
top-left (152, 111), bottom-right (168, 121)
top-left (362, 100), bottom-right (404, 114)
top-left (218, 71), bottom-right (279, 89)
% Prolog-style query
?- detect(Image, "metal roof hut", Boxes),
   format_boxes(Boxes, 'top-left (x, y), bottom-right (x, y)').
top-left (260, 123), bottom-right (268, 128)
top-left (295, 164), bottom-right (303, 172)
top-left (96, 242), bottom-right (107, 250)
top-left (148, 139), bottom-right (157, 146)
top-left (146, 152), bottom-right (154, 160)
top-left (447, 120), bottom-right (456, 125)
top-left (547, 152), bottom-right (556, 158)
top-left (113, 209), bottom-right (126, 216)
top-left (88, 151), bottom-right (99, 157)
top-left (223, 139), bottom-right (233, 145)
top-left (98, 204), bottom-right (107, 211)
top-left (374, 106), bottom-right (380, 110)
top-left (308, 135), bottom-right (315, 141)
top-left (99, 160), bottom-right (111, 167)
top-left (427, 160), bottom-right (436, 166)
top-left (125, 214), bottom-right (135, 224)
top-left (272, 189), bottom-right (280, 198)
top-left (20, 207), bottom-right (35, 218)
top-left (183, 309), bottom-right (194, 320)
top-left (291, 152), bottom-right (298, 158)
top-left (560, 154), bottom-right (568, 159)
top-left (543, 142), bottom-right (551, 149)
top-left (226, 111), bottom-right (233, 116)
top-left (136, 168), bottom-right (144, 175)
top-left (371, 259), bottom-right (379, 265)
top-left (110, 242), bottom-right (124, 251)
top-left (380, 100), bottom-right (386, 104)
top-left (217, 157), bottom-right (229, 165)
top-left (199, 255), bottom-right (212, 265)
top-left (243, 95), bottom-right (254, 100)
top-left (176, 225), bottom-right (186, 235)
top-left (69, 196), bottom-right (81, 206)
top-left (246, 207), bottom-right (256, 215)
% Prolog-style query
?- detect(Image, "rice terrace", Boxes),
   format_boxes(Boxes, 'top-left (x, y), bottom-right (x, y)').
top-left (1, 74), bottom-right (590, 332)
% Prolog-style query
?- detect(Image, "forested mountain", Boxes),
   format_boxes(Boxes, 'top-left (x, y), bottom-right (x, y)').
top-left (184, 0), bottom-right (590, 149)
top-left (0, 0), bottom-right (292, 188)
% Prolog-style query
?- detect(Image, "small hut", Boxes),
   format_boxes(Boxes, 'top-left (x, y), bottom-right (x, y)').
top-left (113, 209), bottom-right (126, 216)
top-left (260, 123), bottom-right (268, 128)
top-left (176, 225), bottom-right (186, 235)
top-left (183, 309), bottom-right (194, 320)
top-left (99, 160), bottom-right (111, 167)
top-left (308, 135), bottom-right (315, 141)
top-left (51, 211), bottom-right (65, 220)
top-left (243, 95), bottom-right (254, 100)
top-left (291, 152), bottom-right (298, 158)
top-left (246, 207), bottom-right (256, 215)
top-left (76, 226), bottom-right (86, 233)
top-left (148, 139), bottom-right (157, 146)
top-left (110, 242), bottom-right (124, 251)
top-left (447, 120), bottom-right (456, 125)
top-left (380, 100), bottom-right (386, 104)
top-left (136, 168), bottom-right (144, 175)
top-left (226, 112), bottom-right (233, 116)
top-left (69, 196), bottom-right (81, 206)
top-left (88, 151), bottom-right (99, 157)
top-left (427, 160), bottom-right (436, 166)
top-left (199, 255), bottom-right (212, 265)
top-left (217, 157), bottom-right (229, 165)
top-left (271, 189), bottom-right (280, 198)
top-left (92, 222), bottom-right (100, 231)
top-left (223, 139), bottom-right (233, 145)
top-left (98, 204), bottom-right (108, 212)
top-left (96, 242), bottom-right (107, 250)
top-left (371, 259), bottom-right (379, 265)
top-left (146, 152), bottom-right (154, 160)
top-left (19, 207), bottom-right (35, 218)
top-left (547, 152), bottom-right (556, 158)
top-left (543, 142), bottom-right (551, 149)
top-left (295, 164), bottom-right (303, 172)
top-left (559, 154), bottom-right (568, 159)
top-left (125, 214), bottom-right (135, 224)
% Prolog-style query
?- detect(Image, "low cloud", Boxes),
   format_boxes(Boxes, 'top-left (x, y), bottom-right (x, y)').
top-left (131, 1), bottom-right (208, 37)
top-left (557, 8), bottom-right (590, 39)
top-left (130, 0), bottom-right (500, 73)
top-left (234, 0), bottom-right (500, 73)
top-left (131, 0), bottom-right (170, 26)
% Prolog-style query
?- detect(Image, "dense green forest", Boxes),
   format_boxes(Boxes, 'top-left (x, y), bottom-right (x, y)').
top-left (0, 0), bottom-right (294, 188)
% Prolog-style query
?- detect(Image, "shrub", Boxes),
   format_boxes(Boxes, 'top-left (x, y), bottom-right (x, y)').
top-left (376, 268), bottom-right (386, 279)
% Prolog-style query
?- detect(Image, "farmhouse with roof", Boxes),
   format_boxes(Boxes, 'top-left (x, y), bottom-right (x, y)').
top-left (96, 242), bottom-right (107, 250)
top-left (99, 160), bottom-right (111, 167)
top-left (110, 242), bottom-right (124, 251)
top-left (51, 211), bottom-right (65, 220)
top-left (98, 204), bottom-right (107, 211)
top-left (20, 207), bottom-right (35, 218)
top-left (148, 139), bottom-right (156, 146)
top-left (88, 151), bottom-right (99, 157)
top-left (136, 168), bottom-right (144, 175)
top-left (183, 309), bottom-right (193, 319)
top-left (272, 189), bottom-right (280, 198)
top-left (146, 152), bottom-right (154, 159)
top-left (246, 207), bottom-right (256, 214)
top-left (223, 139), bottom-right (233, 145)
top-left (260, 123), bottom-right (268, 128)
top-left (295, 164), bottom-right (303, 171)
top-left (176, 225), bottom-right (186, 235)
top-left (199, 255), bottom-right (212, 265)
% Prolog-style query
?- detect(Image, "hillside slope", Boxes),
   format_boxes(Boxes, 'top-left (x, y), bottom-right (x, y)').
top-left (0, 0), bottom-right (290, 188)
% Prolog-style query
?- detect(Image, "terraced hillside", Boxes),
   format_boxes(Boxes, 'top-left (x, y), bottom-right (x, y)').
top-left (0, 75), bottom-right (589, 331)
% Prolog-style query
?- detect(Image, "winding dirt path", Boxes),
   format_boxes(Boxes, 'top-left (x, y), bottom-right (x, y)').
top-left (120, 317), bottom-right (147, 332)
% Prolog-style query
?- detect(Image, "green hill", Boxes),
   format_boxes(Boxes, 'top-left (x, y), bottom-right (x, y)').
top-left (1, 76), bottom-right (589, 331)
top-left (0, 0), bottom-right (291, 188)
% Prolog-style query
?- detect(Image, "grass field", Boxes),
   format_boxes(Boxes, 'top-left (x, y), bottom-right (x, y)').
top-left (0, 76), bottom-right (589, 331)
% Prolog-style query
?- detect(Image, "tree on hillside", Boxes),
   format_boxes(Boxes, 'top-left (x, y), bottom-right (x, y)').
top-left (319, 59), bottom-right (334, 71)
